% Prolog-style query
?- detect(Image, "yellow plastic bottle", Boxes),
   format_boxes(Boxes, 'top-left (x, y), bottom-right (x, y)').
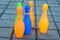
top-left (29, 1), bottom-right (35, 28)
top-left (38, 4), bottom-right (49, 34)
top-left (14, 6), bottom-right (24, 38)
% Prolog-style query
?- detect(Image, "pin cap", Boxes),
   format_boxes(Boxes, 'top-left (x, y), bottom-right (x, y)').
top-left (25, 4), bottom-right (30, 13)
top-left (29, 1), bottom-right (34, 8)
top-left (17, 2), bottom-right (22, 7)
top-left (42, 4), bottom-right (48, 12)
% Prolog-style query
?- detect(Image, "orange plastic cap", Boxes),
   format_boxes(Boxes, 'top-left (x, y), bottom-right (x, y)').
top-left (17, 6), bottom-right (23, 16)
top-left (29, 1), bottom-right (34, 8)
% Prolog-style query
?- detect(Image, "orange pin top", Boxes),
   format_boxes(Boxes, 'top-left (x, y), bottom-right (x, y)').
top-left (42, 4), bottom-right (48, 13)
top-left (29, 1), bottom-right (34, 8)
top-left (17, 6), bottom-right (23, 16)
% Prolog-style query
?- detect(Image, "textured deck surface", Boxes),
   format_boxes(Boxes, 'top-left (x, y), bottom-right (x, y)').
top-left (0, 0), bottom-right (60, 40)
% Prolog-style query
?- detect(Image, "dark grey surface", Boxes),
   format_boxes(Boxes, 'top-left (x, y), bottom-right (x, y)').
top-left (0, 0), bottom-right (60, 40)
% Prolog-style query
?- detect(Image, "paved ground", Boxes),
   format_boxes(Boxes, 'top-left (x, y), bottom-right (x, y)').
top-left (0, 0), bottom-right (60, 40)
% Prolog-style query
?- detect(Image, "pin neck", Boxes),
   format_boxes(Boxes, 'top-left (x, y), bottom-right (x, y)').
top-left (30, 7), bottom-right (33, 8)
top-left (30, 8), bottom-right (33, 11)
top-left (42, 12), bottom-right (47, 16)
top-left (30, 6), bottom-right (33, 8)
top-left (42, 12), bottom-right (47, 14)
top-left (30, 8), bottom-right (33, 9)
top-left (18, 15), bottom-right (22, 19)
top-left (24, 13), bottom-right (29, 15)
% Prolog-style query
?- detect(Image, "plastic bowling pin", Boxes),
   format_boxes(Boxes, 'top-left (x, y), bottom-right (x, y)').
top-left (38, 4), bottom-right (49, 34)
top-left (15, 2), bottom-right (24, 22)
top-left (29, 1), bottom-right (35, 28)
top-left (14, 6), bottom-right (25, 38)
top-left (24, 4), bottom-right (32, 35)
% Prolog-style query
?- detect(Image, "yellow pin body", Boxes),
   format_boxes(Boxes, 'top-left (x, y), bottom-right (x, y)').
top-left (29, 1), bottom-right (35, 28)
top-left (14, 6), bottom-right (24, 38)
top-left (38, 4), bottom-right (49, 34)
